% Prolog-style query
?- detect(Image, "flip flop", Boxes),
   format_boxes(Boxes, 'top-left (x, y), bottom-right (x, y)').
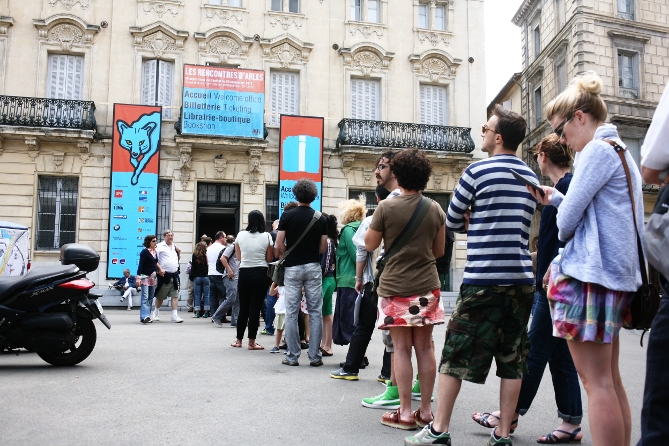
top-left (248, 344), bottom-right (265, 350)
top-left (472, 412), bottom-right (518, 433)
top-left (319, 347), bottom-right (333, 356)
top-left (537, 428), bottom-right (582, 444)
top-left (230, 341), bottom-right (242, 348)
top-left (380, 409), bottom-right (418, 430)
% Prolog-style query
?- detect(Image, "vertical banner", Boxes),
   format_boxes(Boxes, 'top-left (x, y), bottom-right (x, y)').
top-left (182, 64), bottom-right (265, 138)
top-left (278, 115), bottom-right (324, 216)
top-left (0, 221), bottom-right (29, 276)
top-left (107, 104), bottom-right (162, 279)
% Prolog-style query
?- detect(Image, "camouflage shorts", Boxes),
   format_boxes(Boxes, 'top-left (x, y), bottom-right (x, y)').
top-left (439, 284), bottom-right (535, 384)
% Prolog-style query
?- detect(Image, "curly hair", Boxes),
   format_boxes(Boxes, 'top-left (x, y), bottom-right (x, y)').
top-left (390, 148), bottom-right (433, 191)
top-left (143, 234), bottom-right (156, 248)
top-left (339, 198), bottom-right (367, 225)
top-left (532, 133), bottom-right (573, 169)
top-left (193, 241), bottom-right (208, 264)
top-left (292, 178), bottom-right (318, 204)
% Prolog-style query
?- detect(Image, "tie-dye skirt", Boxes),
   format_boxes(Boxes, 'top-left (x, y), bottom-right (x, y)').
top-left (547, 257), bottom-right (632, 344)
top-left (377, 289), bottom-right (445, 329)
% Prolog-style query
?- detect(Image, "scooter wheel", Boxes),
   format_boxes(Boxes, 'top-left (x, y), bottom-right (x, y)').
top-left (37, 318), bottom-right (97, 366)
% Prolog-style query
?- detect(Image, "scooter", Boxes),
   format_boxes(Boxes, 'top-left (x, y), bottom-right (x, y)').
top-left (0, 243), bottom-right (111, 366)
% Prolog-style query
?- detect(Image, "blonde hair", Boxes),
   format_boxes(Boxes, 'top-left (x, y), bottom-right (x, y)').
top-left (338, 198), bottom-right (367, 225)
top-left (545, 71), bottom-right (607, 123)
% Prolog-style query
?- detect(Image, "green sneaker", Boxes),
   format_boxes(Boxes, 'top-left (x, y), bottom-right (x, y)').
top-left (404, 423), bottom-right (451, 445)
top-left (487, 429), bottom-right (512, 445)
top-left (411, 376), bottom-right (434, 401)
top-left (361, 381), bottom-right (400, 409)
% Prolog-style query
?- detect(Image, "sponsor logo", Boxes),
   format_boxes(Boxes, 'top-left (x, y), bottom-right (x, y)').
top-left (113, 215), bottom-right (127, 219)
top-left (113, 224), bottom-right (121, 231)
top-left (114, 190), bottom-right (123, 198)
top-left (138, 206), bottom-right (145, 213)
top-left (113, 204), bottom-right (124, 210)
top-left (111, 258), bottom-right (118, 265)
top-left (112, 252), bottom-right (120, 255)
top-left (120, 259), bottom-right (126, 265)
top-left (137, 228), bottom-right (143, 232)
top-left (138, 218), bottom-right (155, 224)
top-left (137, 236), bottom-right (143, 240)
top-left (139, 196), bottom-right (148, 202)
top-left (139, 190), bottom-right (148, 195)
top-left (113, 237), bottom-right (126, 241)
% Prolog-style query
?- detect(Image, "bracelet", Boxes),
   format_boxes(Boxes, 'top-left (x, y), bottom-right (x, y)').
top-left (355, 277), bottom-right (363, 281)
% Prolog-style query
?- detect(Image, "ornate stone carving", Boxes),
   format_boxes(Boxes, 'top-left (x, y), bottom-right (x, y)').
top-left (53, 152), bottom-right (65, 173)
top-left (205, 7), bottom-right (244, 24)
top-left (352, 51), bottom-right (383, 76)
top-left (433, 172), bottom-right (443, 190)
top-left (214, 158), bottom-right (227, 179)
top-left (48, 0), bottom-right (90, 10)
top-left (269, 15), bottom-right (304, 31)
top-left (421, 57), bottom-right (453, 81)
top-left (142, 31), bottom-right (177, 58)
top-left (248, 149), bottom-right (263, 195)
top-left (48, 24), bottom-right (84, 51)
top-left (141, 1), bottom-right (181, 18)
top-left (208, 37), bottom-right (241, 63)
top-left (178, 144), bottom-right (192, 191)
top-left (349, 24), bottom-right (384, 39)
top-left (268, 42), bottom-right (303, 68)
top-left (78, 140), bottom-right (90, 163)
top-left (363, 168), bottom-right (373, 186)
top-left (25, 137), bottom-right (40, 160)
top-left (418, 31), bottom-right (451, 47)
top-left (340, 154), bottom-right (355, 175)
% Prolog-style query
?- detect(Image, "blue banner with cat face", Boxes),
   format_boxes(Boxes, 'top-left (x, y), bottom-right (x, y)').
top-left (107, 104), bottom-right (162, 279)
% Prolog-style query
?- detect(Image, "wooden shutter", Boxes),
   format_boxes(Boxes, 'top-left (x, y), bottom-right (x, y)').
top-left (141, 59), bottom-right (157, 106)
top-left (270, 71), bottom-right (299, 126)
top-left (351, 78), bottom-right (379, 120)
top-left (47, 54), bottom-right (83, 100)
top-left (157, 60), bottom-right (174, 118)
top-left (420, 85), bottom-right (447, 125)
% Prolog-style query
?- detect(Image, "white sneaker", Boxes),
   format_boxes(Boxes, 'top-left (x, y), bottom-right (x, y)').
top-left (152, 310), bottom-right (160, 321)
top-left (127, 307), bottom-right (132, 311)
top-left (171, 315), bottom-right (183, 323)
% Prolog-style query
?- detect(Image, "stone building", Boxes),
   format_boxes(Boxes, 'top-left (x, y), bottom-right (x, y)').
top-left (0, 0), bottom-right (486, 291)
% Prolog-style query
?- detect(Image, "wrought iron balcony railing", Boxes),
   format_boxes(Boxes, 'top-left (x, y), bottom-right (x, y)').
top-left (336, 118), bottom-right (475, 153)
top-left (0, 95), bottom-right (96, 131)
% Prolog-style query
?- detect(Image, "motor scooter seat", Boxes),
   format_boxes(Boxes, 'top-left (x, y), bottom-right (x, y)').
top-left (0, 265), bottom-right (80, 302)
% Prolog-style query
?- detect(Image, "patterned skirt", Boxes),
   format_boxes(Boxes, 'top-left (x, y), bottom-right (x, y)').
top-left (547, 258), bottom-right (632, 344)
top-left (377, 289), bottom-right (445, 329)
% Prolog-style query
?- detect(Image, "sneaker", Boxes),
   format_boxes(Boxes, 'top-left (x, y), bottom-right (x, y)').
top-left (378, 374), bottom-right (390, 384)
top-left (282, 358), bottom-right (299, 366)
top-left (310, 360), bottom-right (324, 367)
top-left (202, 312), bottom-right (210, 318)
top-left (120, 297), bottom-right (125, 302)
top-left (279, 343), bottom-right (288, 350)
top-left (404, 423), bottom-right (452, 445)
top-left (270, 347), bottom-right (281, 353)
top-left (192, 313), bottom-right (198, 318)
top-left (152, 311), bottom-right (160, 321)
top-left (187, 308), bottom-right (194, 312)
top-left (330, 367), bottom-right (359, 381)
top-left (171, 315), bottom-right (183, 323)
top-left (261, 329), bottom-right (274, 336)
top-left (127, 307), bottom-right (132, 311)
top-left (362, 382), bottom-right (400, 409)
top-left (212, 318), bottom-right (223, 327)
top-left (487, 429), bottom-right (512, 446)
top-left (141, 317), bottom-right (152, 324)
top-left (412, 377), bottom-right (434, 401)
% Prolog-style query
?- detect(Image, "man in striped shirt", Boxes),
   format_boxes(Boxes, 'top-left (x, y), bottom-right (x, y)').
top-left (406, 106), bottom-right (538, 446)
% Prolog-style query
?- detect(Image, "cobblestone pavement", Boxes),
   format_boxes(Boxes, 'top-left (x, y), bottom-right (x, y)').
top-left (0, 309), bottom-right (647, 445)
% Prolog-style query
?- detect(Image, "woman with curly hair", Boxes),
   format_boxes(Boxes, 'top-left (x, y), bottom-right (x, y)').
top-left (333, 198), bottom-right (367, 349)
top-left (365, 148), bottom-right (446, 430)
top-left (320, 213), bottom-right (339, 356)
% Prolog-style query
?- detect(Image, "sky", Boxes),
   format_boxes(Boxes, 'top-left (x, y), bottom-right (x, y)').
top-left (484, 0), bottom-right (525, 104)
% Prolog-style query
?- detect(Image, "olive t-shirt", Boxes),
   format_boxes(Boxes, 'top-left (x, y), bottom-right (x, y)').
top-left (370, 193), bottom-right (445, 297)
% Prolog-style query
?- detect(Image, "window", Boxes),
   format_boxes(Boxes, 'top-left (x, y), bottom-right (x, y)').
top-left (533, 23), bottom-right (541, 58)
top-left (228, 0), bottom-right (242, 6)
top-left (434, 5), bottom-right (446, 31)
top-left (141, 59), bottom-right (174, 119)
top-left (618, 52), bottom-right (639, 98)
top-left (502, 100), bottom-right (512, 110)
top-left (157, 180), bottom-right (171, 243)
top-left (208, 0), bottom-right (223, 4)
top-left (351, 78), bottom-right (380, 120)
top-left (423, 193), bottom-right (450, 216)
top-left (46, 54), bottom-right (84, 100)
top-left (271, 0), bottom-right (281, 10)
top-left (36, 176), bottom-right (78, 250)
top-left (621, 138), bottom-right (642, 168)
top-left (418, 4), bottom-right (428, 28)
top-left (420, 85), bottom-right (448, 126)
top-left (269, 70), bottom-right (299, 127)
top-left (556, 59), bottom-right (567, 94)
top-left (272, 0), bottom-right (299, 13)
top-left (533, 85), bottom-right (542, 126)
top-left (349, 189), bottom-right (378, 216)
top-left (265, 185), bottom-right (279, 231)
top-left (556, 0), bottom-right (566, 29)
top-left (618, 0), bottom-right (635, 20)
top-left (368, 0), bottom-right (379, 23)
top-left (351, 0), bottom-right (362, 20)
top-left (351, 0), bottom-right (380, 23)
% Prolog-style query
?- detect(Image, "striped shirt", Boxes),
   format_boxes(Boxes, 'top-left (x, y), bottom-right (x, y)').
top-left (447, 154), bottom-right (538, 285)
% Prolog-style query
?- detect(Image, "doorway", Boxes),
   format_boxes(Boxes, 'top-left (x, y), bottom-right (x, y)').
top-left (196, 183), bottom-right (240, 240)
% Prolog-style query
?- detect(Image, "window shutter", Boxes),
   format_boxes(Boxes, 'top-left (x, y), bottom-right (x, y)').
top-left (47, 55), bottom-right (83, 100)
top-left (69, 55), bottom-right (84, 100)
top-left (157, 60), bottom-right (174, 118)
top-left (47, 54), bottom-right (66, 99)
top-left (420, 85), bottom-right (447, 125)
top-left (351, 79), bottom-right (379, 120)
top-left (141, 59), bottom-right (157, 106)
top-left (270, 71), bottom-right (299, 126)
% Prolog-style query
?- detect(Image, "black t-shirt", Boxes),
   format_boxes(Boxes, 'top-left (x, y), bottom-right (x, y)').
top-left (536, 172), bottom-right (573, 290)
top-left (278, 206), bottom-right (327, 267)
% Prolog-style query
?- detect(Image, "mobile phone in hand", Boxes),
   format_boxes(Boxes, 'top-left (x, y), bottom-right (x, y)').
top-left (510, 169), bottom-right (545, 197)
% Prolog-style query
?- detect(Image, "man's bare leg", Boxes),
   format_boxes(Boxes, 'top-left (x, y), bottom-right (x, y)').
top-left (431, 373), bottom-right (462, 434)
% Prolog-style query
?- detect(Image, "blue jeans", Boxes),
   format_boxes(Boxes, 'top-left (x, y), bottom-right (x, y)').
top-left (284, 263), bottom-right (322, 363)
top-left (264, 292), bottom-right (277, 334)
top-left (193, 276), bottom-right (210, 311)
top-left (516, 290), bottom-right (583, 423)
top-left (140, 284), bottom-right (155, 321)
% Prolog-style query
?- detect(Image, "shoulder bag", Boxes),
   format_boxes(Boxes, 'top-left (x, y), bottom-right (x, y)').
top-left (268, 210), bottom-right (322, 286)
top-left (605, 140), bottom-right (660, 343)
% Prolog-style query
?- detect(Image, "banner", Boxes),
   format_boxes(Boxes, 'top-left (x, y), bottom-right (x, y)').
top-left (278, 115), bottom-right (324, 216)
top-left (0, 221), bottom-right (29, 276)
top-left (107, 104), bottom-right (162, 279)
top-left (182, 64), bottom-right (265, 138)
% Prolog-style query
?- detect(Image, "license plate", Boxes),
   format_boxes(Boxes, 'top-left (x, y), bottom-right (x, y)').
top-left (94, 299), bottom-right (104, 314)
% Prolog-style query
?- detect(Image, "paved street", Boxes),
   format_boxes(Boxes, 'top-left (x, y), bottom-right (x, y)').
top-left (0, 309), bottom-right (647, 446)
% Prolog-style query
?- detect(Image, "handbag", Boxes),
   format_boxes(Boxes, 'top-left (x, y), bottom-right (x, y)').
top-left (644, 180), bottom-right (669, 280)
top-left (605, 140), bottom-right (661, 342)
top-left (268, 210), bottom-right (322, 286)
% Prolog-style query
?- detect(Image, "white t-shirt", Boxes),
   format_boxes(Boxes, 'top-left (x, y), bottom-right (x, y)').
top-left (274, 286), bottom-right (286, 314)
top-left (236, 231), bottom-right (272, 268)
top-left (641, 81), bottom-right (669, 171)
top-left (206, 241), bottom-right (225, 276)
top-left (156, 241), bottom-right (179, 273)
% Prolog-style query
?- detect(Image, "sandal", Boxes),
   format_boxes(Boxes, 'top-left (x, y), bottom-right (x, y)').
top-left (472, 412), bottom-right (518, 434)
top-left (319, 347), bottom-right (333, 356)
top-left (537, 428), bottom-right (582, 444)
top-left (380, 409), bottom-right (418, 430)
top-left (230, 341), bottom-right (242, 348)
top-left (248, 344), bottom-right (264, 350)
top-left (412, 408), bottom-right (434, 428)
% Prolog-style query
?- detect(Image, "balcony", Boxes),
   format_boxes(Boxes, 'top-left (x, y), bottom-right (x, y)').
top-left (336, 119), bottom-right (475, 153)
top-left (0, 95), bottom-right (96, 131)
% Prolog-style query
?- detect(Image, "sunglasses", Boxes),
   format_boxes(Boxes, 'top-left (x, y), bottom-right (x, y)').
top-left (532, 152), bottom-right (542, 163)
top-left (481, 123), bottom-right (499, 136)
top-left (552, 118), bottom-right (569, 138)
top-left (151, 239), bottom-right (157, 243)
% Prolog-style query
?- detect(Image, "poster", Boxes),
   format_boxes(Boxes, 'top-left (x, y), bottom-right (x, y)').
top-left (107, 104), bottom-right (162, 279)
top-left (278, 115), bottom-right (324, 216)
top-left (0, 221), bottom-right (29, 276)
top-left (181, 64), bottom-right (265, 138)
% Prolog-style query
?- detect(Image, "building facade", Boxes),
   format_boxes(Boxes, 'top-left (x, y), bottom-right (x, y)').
top-left (0, 0), bottom-right (486, 289)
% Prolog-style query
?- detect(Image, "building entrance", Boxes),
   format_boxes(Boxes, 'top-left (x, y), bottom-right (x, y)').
top-left (196, 183), bottom-right (240, 240)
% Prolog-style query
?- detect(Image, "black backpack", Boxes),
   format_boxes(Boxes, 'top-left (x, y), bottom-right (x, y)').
top-left (215, 244), bottom-right (235, 274)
